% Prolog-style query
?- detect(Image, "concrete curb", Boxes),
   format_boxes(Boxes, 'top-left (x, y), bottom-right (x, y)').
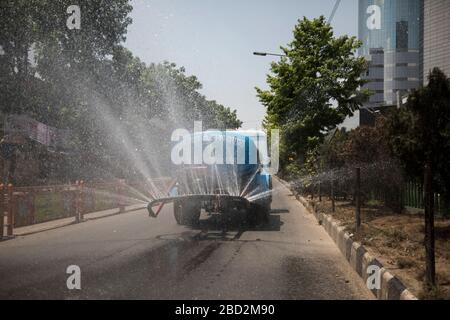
top-left (295, 194), bottom-right (418, 300)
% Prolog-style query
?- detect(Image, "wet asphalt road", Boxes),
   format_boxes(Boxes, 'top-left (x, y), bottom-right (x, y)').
top-left (0, 178), bottom-right (373, 300)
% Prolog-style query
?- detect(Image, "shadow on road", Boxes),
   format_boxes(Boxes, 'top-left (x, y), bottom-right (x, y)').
top-left (181, 208), bottom-right (286, 242)
top-left (270, 208), bottom-right (290, 214)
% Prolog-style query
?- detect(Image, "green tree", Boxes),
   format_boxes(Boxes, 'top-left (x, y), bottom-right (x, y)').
top-left (0, 1), bottom-right (242, 184)
top-left (0, 0), bottom-right (43, 114)
top-left (256, 16), bottom-right (368, 172)
top-left (323, 120), bottom-right (404, 211)
top-left (0, 0), bottom-right (133, 117)
top-left (386, 68), bottom-right (450, 289)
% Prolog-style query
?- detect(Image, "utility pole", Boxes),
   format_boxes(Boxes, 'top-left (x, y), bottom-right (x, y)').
top-left (318, 161), bottom-right (322, 202)
top-left (422, 90), bottom-right (436, 289)
top-left (424, 161), bottom-right (436, 287)
top-left (355, 167), bottom-right (361, 232)
top-left (328, 0), bottom-right (342, 23)
top-left (318, 181), bottom-right (322, 202)
top-left (331, 172), bottom-right (335, 213)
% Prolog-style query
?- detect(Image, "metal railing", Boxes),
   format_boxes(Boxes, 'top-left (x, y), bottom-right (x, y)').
top-left (403, 181), bottom-right (449, 217)
top-left (0, 178), bottom-right (172, 239)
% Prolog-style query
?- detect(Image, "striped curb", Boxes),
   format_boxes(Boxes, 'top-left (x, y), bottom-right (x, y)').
top-left (295, 194), bottom-right (417, 300)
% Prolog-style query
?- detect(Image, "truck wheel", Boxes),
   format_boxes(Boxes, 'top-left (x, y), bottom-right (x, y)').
top-left (246, 204), bottom-right (259, 227)
top-left (260, 203), bottom-right (271, 224)
top-left (173, 200), bottom-right (182, 224)
top-left (180, 200), bottom-right (201, 226)
top-left (247, 203), bottom-right (270, 227)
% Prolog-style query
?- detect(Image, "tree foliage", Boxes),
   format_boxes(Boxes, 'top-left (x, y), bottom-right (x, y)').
top-left (256, 16), bottom-right (368, 172)
top-left (385, 68), bottom-right (450, 289)
top-left (386, 68), bottom-right (450, 194)
top-left (0, 0), bottom-right (242, 184)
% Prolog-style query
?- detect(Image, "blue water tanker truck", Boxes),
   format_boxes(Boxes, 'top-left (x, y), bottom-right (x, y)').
top-left (147, 130), bottom-right (272, 226)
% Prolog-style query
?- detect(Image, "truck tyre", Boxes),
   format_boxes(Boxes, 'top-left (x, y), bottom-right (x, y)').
top-left (180, 200), bottom-right (201, 226)
top-left (260, 203), bottom-right (271, 224)
top-left (173, 200), bottom-right (182, 224)
top-left (247, 203), bottom-right (270, 227)
top-left (246, 204), bottom-right (259, 227)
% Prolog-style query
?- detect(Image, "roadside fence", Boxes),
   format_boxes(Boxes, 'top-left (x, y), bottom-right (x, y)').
top-left (0, 177), bottom-right (171, 239)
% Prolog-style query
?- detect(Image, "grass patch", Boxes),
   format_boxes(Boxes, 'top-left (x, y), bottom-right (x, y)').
top-left (34, 191), bottom-right (119, 224)
top-left (35, 193), bottom-right (69, 223)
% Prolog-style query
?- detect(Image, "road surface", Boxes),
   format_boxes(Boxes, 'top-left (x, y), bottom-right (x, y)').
top-left (0, 178), bottom-right (373, 299)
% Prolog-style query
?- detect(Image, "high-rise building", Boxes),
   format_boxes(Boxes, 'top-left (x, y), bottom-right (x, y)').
top-left (423, 0), bottom-right (450, 83)
top-left (358, 0), bottom-right (423, 125)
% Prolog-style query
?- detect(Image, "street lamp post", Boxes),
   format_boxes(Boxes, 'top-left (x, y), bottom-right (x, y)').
top-left (253, 52), bottom-right (286, 58)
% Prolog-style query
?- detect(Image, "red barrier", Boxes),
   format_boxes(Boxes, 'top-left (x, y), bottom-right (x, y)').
top-left (0, 184), bottom-right (4, 239)
top-left (1, 177), bottom-right (172, 231)
top-left (117, 179), bottom-right (125, 213)
top-left (154, 178), bottom-right (178, 217)
top-left (7, 184), bottom-right (13, 236)
top-left (75, 180), bottom-right (85, 223)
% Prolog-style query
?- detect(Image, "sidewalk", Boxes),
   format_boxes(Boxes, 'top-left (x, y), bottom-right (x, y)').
top-left (12, 203), bottom-right (146, 237)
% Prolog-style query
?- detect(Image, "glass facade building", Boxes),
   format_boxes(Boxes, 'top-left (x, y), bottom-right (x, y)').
top-left (423, 0), bottom-right (450, 84)
top-left (358, 0), bottom-right (423, 110)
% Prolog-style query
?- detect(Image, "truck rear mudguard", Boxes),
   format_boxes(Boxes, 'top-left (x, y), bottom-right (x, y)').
top-left (147, 194), bottom-right (251, 218)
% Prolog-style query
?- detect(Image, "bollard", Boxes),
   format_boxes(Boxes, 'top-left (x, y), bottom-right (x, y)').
top-left (29, 190), bottom-right (36, 225)
top-left (7, 184), bottom-right (14, 236)
top-left (117, 180), bottom-right (125, 213)
top-left (0, 184), bottom-right (4, 240)
top-left (75, 181), bottom-right (81, 223)
top-left (79, 180), bottom-right (85, 221)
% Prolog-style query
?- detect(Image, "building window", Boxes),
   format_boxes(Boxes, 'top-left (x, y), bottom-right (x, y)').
top-left (396, 21), bottom-right (409, 50)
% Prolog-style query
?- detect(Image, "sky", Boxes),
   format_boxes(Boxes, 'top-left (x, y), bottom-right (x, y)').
top-left (125, 0), bottom-right (359, 130)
